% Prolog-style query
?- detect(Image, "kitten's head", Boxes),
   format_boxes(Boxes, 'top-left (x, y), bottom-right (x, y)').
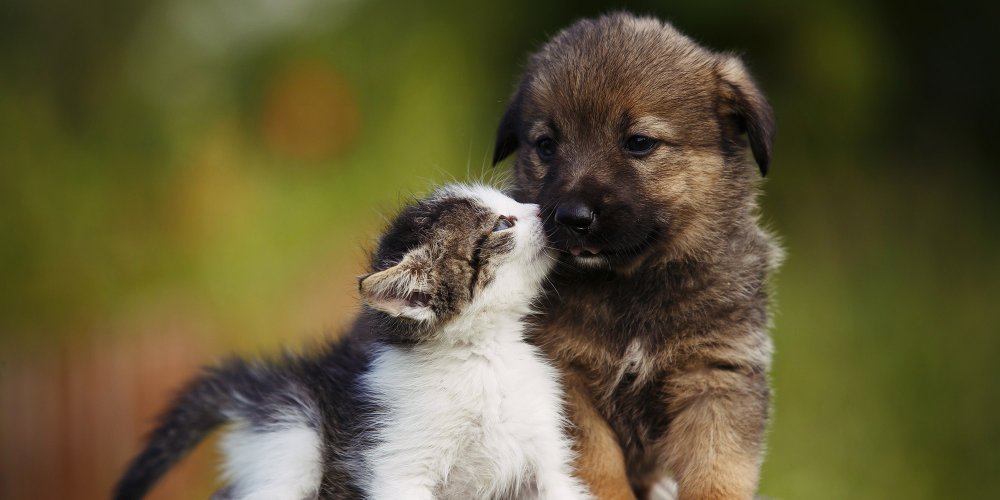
top-left (359, 184), bottom-right (552, 338)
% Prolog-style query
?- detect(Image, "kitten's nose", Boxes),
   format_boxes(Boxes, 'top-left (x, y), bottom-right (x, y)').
top-left (554, 203), bottom-right (595, 234)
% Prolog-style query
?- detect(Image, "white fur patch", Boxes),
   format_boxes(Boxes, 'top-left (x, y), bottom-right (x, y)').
top-left (361, 337), bottom-right (590, 499)
top-left (219, 423), bottom-right (322, 500)
top-left (650, 476), bottom-right (679, 500)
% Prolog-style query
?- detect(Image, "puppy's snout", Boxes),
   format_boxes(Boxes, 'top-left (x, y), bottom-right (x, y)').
top-left (554, 203), bottom-right (596, 234)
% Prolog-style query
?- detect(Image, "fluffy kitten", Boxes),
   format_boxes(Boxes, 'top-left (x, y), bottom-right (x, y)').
top-left (114, 184), bottom-right (590, 500)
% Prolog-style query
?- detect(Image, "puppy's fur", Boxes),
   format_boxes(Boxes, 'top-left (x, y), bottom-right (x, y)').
top-left (493, 13), bottom-right (780, 500)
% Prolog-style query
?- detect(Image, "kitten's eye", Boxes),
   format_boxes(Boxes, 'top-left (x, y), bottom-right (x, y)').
top-left (624, 135), bottom-right (658, 156)
top-left (492, 216), bottom-right (516, 232)
top-left (535, 137), bottom-right (556, 160)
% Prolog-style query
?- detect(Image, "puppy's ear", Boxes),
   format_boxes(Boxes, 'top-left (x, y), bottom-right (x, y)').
top-left (358, 249), bottom-right (435, 322)
top-left (492, 89), bottom-right (522, 166)
top-left (716, 55), bottom-right (775, 176)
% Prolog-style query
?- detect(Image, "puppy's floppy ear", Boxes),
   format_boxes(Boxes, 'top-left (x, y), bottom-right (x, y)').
top-left (492, 88), bottom-right (523, 166)
top-left (716, 55), bottom-right (775, 176)
top-left (358, 249), bottom-right (435, 322)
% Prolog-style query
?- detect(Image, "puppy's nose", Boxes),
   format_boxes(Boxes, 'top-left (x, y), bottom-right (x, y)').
top-left (554, 203), bottom-right (595, 234)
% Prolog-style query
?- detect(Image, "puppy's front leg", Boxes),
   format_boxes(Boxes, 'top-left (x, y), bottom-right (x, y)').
top-left (661, 365), bottom-right (769, 500)
top-left (563, 370), bottom-right (636, 500)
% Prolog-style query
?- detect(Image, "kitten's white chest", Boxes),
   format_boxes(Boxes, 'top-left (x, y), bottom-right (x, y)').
top-left (363, 334), bottom-right (575, 499)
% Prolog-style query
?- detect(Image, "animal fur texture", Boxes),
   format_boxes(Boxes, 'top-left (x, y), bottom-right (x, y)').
top-left (493, 12), bottom-right (781, 500)
top-left (114, 184), bottom-right (591, 500)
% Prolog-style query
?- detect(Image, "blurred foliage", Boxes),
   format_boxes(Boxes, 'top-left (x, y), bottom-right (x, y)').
top-left (1, 0), bottom-right (998, 499)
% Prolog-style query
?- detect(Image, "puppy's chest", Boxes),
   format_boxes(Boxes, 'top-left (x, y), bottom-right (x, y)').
top-left (549, 288), bottom-right (680, 351)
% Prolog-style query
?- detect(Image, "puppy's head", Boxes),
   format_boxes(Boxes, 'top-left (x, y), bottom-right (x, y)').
top-left (493, 13), bottom-right (774, 269)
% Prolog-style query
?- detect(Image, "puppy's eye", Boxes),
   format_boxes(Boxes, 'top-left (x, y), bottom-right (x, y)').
top-left (535, 137), bottom-right (557, 160)
top-left (492, 215), bottom-right (516, 232)
top-left (624, 135), bottom-right (659, 156)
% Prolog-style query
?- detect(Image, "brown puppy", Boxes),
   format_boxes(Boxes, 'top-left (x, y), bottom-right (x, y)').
top-left (493, 13), bottom-right (780, 500)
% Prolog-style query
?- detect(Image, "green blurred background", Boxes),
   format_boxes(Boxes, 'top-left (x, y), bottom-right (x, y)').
top-left (1, 0), bottom-right (998, 498)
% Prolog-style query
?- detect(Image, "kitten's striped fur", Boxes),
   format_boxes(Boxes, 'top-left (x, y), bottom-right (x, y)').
top-left (114, 184), bottom-right (590, 500)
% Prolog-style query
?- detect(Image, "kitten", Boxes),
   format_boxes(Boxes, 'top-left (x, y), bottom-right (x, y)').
top-left (113, 184), bottom-right (590, 500)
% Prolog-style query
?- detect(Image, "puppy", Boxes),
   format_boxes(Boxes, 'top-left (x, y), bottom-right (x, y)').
top-left (493, 13), bottom-right (780, 500)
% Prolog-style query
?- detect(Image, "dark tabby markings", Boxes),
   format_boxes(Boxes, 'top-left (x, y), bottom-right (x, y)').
top-left (467, 231), bottom-right (491, 297)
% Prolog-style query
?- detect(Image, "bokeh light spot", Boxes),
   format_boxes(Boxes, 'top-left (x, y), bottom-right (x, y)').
top-left (260, 61), bottom-right (360, 163)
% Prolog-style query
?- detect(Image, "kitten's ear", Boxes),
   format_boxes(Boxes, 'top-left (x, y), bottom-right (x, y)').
top-left (715, 55), bottom-right (775, 176)
top-left (358, 251), bottom-right (435, 322)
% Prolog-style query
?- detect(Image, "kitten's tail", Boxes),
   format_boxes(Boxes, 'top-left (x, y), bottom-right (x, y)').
top-left (112, 359), bottom-right (290, 500)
